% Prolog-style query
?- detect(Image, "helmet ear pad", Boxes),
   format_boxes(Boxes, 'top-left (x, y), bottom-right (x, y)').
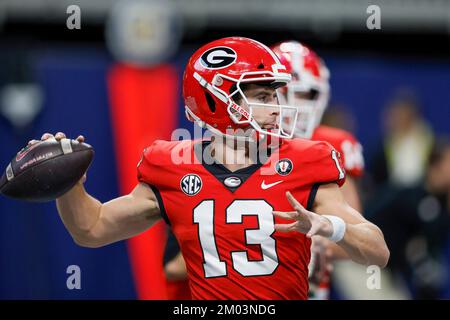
top-left (204, 92), bottom-right (216, 113)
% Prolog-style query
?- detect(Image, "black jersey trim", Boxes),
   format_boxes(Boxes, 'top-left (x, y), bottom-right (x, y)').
top-left (194, 140), bottom-right (272, 192)
top-left (306, 183), bottom-right (322, 212)
top-left (149, 184), bottom-right (171, 225)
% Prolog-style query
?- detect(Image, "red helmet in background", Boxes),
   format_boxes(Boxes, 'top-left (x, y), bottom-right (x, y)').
top-left (183, 37), bottom-right (298, 140)
top-left (271, 41), bottom-right (330, 138)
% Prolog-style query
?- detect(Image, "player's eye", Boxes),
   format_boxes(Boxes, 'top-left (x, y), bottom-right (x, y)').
top-left (256, 94), bottom-right (269, 103)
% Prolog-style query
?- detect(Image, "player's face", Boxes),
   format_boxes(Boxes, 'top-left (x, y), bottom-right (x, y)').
top-left (239, 84), bottom-right (280, 129)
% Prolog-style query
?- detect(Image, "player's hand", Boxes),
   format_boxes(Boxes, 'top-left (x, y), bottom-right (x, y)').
top-left (273, 191), bottom-right (333, 238)
top-left (27, 132), bottom-right (87, 184)
top-left (27, 132), bottom-right (85, 146)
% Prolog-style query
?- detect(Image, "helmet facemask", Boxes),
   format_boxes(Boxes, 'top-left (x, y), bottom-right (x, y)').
top-left (192, 69), bottom-right (299, 141)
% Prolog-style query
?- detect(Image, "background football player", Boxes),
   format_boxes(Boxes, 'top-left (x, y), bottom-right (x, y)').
top-left (271, 40), bottom-right (365, 299)
top-left (27, 37), bottom-right (389, 299)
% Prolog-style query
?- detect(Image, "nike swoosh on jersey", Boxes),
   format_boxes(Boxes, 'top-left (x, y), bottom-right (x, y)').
top-left (261, 180), bottom-right (283, 190)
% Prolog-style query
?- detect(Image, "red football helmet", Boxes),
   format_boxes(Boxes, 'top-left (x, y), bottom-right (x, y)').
top-left (183, 37), bottom-right (298, 140)
top-left (271, 41), bottom-right (330, 138)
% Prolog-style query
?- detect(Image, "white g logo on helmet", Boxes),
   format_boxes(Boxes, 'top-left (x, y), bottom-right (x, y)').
top-left (200, 47), bottom-right (237, 69)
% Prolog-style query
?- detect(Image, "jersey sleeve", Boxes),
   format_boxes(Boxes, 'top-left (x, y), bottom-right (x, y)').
top-left (308, 141), bottom-right (346, 187)
top-left (137, 145), bottom-right (154, 185)
top-left (136, 141), bottom-right (171, 225)
top-left (136, 140), bottom-right (170, 186)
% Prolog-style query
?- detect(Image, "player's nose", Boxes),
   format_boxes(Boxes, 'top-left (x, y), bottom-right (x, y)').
top-left (269, 107), bottom-right (280, 117)
top-left (264, 104), bottom-right (279, 115)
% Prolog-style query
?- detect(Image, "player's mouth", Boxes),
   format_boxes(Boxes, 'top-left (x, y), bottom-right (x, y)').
top-left (262, 123), bottom-right (278, 130)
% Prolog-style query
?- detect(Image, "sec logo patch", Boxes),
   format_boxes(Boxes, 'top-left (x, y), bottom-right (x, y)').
top-left (180, 174), bottom-right (202, 196)
top-left (275, 158), bottom-right (293, 176)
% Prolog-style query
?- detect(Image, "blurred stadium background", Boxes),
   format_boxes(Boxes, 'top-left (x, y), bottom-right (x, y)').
top-left (0, 0), bottom-right (449, 299)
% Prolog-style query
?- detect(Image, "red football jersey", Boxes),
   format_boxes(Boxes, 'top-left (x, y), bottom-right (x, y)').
top-left (312, 125), bottom-right (364, 178)
top-left (137, 138), bottom-right (345, 300)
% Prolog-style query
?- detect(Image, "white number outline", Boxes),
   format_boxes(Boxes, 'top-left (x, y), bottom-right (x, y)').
top-left (331, 150), bottom-right (346, 180)
top-left (194, 199), bottom-right (279, 278)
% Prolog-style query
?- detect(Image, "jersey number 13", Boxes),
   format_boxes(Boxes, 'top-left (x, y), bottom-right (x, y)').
top-left (193, 199), bottom-right (279, 278)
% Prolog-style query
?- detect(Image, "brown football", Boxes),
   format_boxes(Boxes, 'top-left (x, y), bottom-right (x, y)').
top-left (0, 138), bottom-right (94, 202)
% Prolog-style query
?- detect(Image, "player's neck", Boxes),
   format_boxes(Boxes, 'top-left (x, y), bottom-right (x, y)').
top-left (209, 135), bottom-right (256, 172)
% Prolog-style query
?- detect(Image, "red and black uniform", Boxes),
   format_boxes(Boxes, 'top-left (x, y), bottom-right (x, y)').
top-left (137, 138), bottom-right (345, 300)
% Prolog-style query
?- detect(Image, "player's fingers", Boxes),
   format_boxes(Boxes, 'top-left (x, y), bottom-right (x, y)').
top-left (273, 210), bottom-right (299, 220)
top-left (41, 133), bottom-right (54, 140)
top-left (274, 221), bottom-right (298, 233)
top-left (76, 135), bottom-right (85, 142)
top-left (54, 132), bottom-right (66, 140)
top-left (27, 139), bottom-right (39, 146)
top-left (286, 191), bottom-right (310, 215)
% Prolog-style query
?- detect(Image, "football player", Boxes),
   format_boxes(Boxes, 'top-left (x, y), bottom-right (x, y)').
top-left (29, 37), bottom-right (388, 299)
top-left (271, 40), bottom-right (365, 299)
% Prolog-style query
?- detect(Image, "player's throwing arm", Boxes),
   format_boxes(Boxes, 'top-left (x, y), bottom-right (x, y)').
top-left (29, 132), bottom-right (162, 248)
